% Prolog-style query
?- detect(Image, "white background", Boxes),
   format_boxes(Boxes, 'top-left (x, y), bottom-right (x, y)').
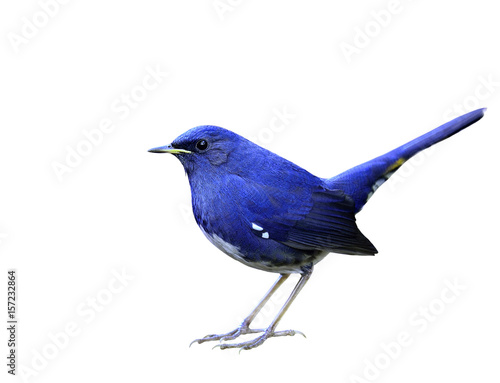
top-left (1, 1), bottom-right (499, 382)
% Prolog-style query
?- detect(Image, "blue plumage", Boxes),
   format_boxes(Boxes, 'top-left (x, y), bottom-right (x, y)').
top-left (329, 108), bottom-right (486, 212)
top-left (149, 107), bottom-right (486, 350)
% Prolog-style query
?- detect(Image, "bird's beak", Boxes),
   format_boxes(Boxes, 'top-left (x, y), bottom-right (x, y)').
top-left (148, 145), bottom-right (192, 154)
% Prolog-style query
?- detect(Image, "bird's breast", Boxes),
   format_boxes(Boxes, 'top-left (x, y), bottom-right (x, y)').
top-left (188, 173), bottom-right (328, 273)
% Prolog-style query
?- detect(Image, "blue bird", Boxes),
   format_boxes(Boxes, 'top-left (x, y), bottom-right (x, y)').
top-left (149, 108), bottom-right (486, 350)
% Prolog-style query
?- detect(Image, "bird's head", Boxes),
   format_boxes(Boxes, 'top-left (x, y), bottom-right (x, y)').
top-left (149, 125), bottom-right (247, 176)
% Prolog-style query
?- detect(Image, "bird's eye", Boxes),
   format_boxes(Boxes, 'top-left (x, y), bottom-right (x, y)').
top-left (196, 139), bottom-right (208, 151)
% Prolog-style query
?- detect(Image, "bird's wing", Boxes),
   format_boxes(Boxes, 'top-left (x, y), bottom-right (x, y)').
top-left (232, 176), bottom-right (377, 255)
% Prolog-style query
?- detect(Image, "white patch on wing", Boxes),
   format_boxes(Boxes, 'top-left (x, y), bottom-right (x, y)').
top-left (252, 223), bottom-right (270, 239)
top-left (252, 223), bottom-right (263, 231)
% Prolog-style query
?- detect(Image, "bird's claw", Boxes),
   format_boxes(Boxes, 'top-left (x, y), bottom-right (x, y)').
top-left (220, 329), bottom-right (305, 351)
top-left (191, 328), bottom-right (305, 351)
top-left (189, 325), bottom-right (265, 347)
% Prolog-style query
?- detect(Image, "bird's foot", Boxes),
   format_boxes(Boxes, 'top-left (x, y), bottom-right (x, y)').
top-left (214, 328), bottom-right (306, 351)
top-left (189, 323), bottom-right (265, 347)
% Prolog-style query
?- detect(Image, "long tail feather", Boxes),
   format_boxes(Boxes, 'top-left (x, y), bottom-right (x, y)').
top-left (327, 108), bottom-right (486, 213)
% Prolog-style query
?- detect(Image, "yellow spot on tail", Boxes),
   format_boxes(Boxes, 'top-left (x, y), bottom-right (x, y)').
top-left (386, 158), bottom-right (405, 174)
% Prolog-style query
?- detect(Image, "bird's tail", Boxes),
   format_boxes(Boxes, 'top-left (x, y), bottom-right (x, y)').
top-left (327, 108), bottom-right (486, 213)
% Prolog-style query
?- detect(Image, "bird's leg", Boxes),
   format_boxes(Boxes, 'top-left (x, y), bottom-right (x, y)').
top-left (190, 273), bottom-right (290, 346)
top-left (217, 267), bottom-right (313, 351)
